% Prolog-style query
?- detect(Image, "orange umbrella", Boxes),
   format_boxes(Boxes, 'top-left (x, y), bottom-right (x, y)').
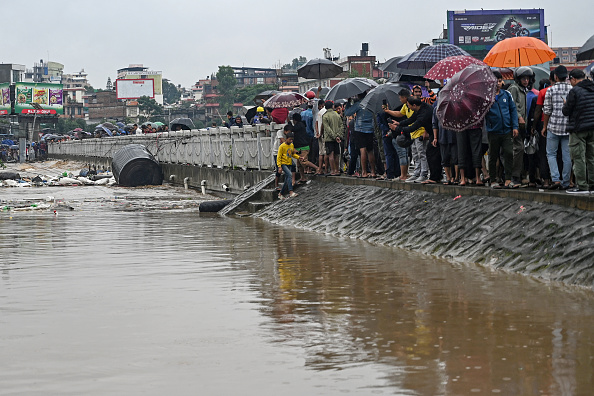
top-left (483, 37), bottom-right (556, 68)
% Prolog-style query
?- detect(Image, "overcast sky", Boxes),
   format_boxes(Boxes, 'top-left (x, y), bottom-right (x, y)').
top-left (2, 0), bottom-right (591, 89)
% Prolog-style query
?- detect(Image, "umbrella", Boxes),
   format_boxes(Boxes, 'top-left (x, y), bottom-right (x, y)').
top-left (359, 83), bottom-right (412, 114)
top-left (577, 34), bottom-right (594, 62)
top-left (585, 62), bottom-right (594, 77)
top-left (483, 37), bottom-right (556, 68)
top-left (380, 56), bottom-right (427, 77)
top-left (324, 78), bottom-right (378, 102)
top-left (297, 58), bottom-right (343, 80)
top-left (306, 86), bottom-right (330, 97)
top-left (254, 90), bottom-right (280, 102)
top-left (263, 92), bottom-right (308, 109)
top-left (170, 117), bottom-right (196, 130)
top-left (425, 55), bottom-right (487, 80)
top-left (124, 124), bottom-right (136, 132)
top-left (397, 45), bottom-right (470, 71)
top-left (116, 122), bottom-right (125, 128)
top-left (101, 122), bottom-right (116, 130)
top-left (73, 128), bottom-right (83, 132)
top-left (436, 64), bottom-right (497, 132)
top-left (95, 124), bottom-right (114, 136)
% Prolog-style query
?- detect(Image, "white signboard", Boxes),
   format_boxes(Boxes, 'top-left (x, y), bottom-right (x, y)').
top-left (116, 78), bottom-right (155, 99)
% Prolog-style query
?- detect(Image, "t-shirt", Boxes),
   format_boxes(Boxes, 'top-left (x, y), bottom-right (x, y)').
top-left (273, 130), bottom-right (285, 153)
top-left (316, 108), bottom-right (327, 138)
top-left (401, 103), bottom-right (425, 139)
top-left (536, 86), bottom-right (550, 122)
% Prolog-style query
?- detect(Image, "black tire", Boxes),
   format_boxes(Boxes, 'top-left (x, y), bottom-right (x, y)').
top-left (496, 31), bottom-right (507, 42)
top-left (199, 199), bottom-right (233, 213)
top-left (519, 28), bottom-right (530, 37)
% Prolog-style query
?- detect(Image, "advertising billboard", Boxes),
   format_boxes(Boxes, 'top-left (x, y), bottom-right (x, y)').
top-left (116, 78), bottom-right (155, 99)
top-left (123, 71), bottom-right (162, 95)
top-left (448, 9), bottom-right (545, 55)
top-left (14, 82), bottom-right (63, 115)
top-left (0, 83), bottom-right (10, 115)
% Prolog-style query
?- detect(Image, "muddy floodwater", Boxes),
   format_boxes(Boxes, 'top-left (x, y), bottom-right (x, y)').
top-left (1, 186), bottom-right (593, 396)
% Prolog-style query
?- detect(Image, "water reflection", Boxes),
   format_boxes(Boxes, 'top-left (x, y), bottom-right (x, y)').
top-left (0, 209), bottom-right (592, 395)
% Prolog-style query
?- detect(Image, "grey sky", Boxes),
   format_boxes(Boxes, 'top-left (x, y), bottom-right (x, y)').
top-left (2, 0), bottom-right (591, 89)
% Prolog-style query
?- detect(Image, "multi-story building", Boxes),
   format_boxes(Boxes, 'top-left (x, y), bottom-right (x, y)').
top-left (551, 46), bottom-right (591, 69)
top-left (232, 66), bottom-right (277, 87)
top-left (24, 60), bottom-right (63, 83)
top-left (62, 69), bottom-right (90, 119)
top-left (0, 64), bottom-right (26, 84)
top-left (85, 91), bottom-right (138, 124)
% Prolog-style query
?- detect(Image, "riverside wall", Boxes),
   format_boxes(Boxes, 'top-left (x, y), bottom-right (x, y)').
top-left (255, 180), bottom-right (594, 289)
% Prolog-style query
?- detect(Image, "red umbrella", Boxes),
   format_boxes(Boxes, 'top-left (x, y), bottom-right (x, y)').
top-left (263, 92), bottom-right (308, 109)
top-left (424, 55), bottom-right (487, 80)
top-left (436, 64), bottom-right (497, 132)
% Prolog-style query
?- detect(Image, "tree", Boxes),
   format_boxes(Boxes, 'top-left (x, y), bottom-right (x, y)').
top-left (85, 84), bottom-right (95, 94)
top-left (216, 66), bottom-right (236, 114)
top-left (283, 56), bottom-right (307, 70)
top-left (235, 84), bottom-right (278, 106)
top-left (162, 78), bottom-right (181, 105)
top-left (137, 96), bottom-right (162, 116)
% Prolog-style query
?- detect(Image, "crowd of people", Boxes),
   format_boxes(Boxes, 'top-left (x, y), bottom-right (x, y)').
top-left (273, 67), bottom-right (594, 196)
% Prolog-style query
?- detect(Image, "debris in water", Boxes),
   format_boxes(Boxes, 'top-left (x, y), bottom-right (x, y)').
top-left (453, 195), bottom-right (462, 201)
top-left (517, 206), bottom-right (526, 214)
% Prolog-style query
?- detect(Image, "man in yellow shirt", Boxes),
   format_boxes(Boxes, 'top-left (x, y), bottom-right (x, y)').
top-left (277, 132), bottom-right (300, 199)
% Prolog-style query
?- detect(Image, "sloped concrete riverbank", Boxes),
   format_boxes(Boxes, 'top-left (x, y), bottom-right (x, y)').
top-left (254, 180), bottom-right (594, 289)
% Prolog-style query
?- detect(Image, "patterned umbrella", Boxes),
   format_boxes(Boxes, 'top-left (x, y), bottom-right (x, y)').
top-left (263, 92), bottom-right (308, 109)
top-left (425, 55), bottom-right (487, 80)
top-left (397, 45), bottom-right (470, 71)
top-left (324, 78), bottom-right (378, 101)
top-left (380, 56), bottom-right (426, 77)
top-left (436, 64), bottom-right (497, 132)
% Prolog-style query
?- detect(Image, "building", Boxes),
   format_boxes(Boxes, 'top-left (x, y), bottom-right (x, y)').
top-left (551, 47), bottom-right (591, 69)
top-left (232, 66), bottom-right (277, 87)
top-left (24, 60), bottom-right (63, 83)
top-left (0, 63), bottom-right (25, 84)
top-left (85, 91), bottom-right (138, 124)
top-left (62, 69), bottom-right (90, 119)
top-left (117, 64), bottom-right (164, 105)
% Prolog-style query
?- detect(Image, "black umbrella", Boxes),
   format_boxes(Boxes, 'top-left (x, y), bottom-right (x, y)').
top-left (324, 78), bottom-right (378, 102)
top-left (170, 117), bottom-right (195, 130)
top-left (380, 56), bottom-right (427, 76)
top-left (254, 90), bottom-right (280, 102)
top-left (359, 83), bottom-right (412, 114)
top-left (297, 58), bottom-right (343, 80)
top-left (397, 45), bottom-right (470, 72)
top-left (577, 34), bottom-right (594, 62)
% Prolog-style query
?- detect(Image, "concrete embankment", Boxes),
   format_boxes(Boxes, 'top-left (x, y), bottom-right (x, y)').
top-left (254, 179), bottom-right (594, 289)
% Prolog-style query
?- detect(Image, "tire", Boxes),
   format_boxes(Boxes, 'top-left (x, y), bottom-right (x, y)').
top-left (519, 28), bottom-right (530, 37)
top-left (199, 199), bottom-right (233, 213)
top-left (496, 31), bottom-right (507, 42)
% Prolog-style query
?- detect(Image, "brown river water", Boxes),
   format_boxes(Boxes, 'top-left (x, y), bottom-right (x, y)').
top-left (1, 185), bottom-right (593, 396)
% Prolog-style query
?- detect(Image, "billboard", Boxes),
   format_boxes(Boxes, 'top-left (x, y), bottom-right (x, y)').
top-left (448, 9), bottom-right (545, 49)
top-left (116, 78), bottom-right (155, 99)
top-left (123, 71), bottom-right (162, 95)
top-left (14, 82), bottom-right (63, 115)
top-left (0, 83), bottom-right (10, 115)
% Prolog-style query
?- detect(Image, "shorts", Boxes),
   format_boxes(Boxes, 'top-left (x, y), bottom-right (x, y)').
top-left (326, 141), bottom-right (340, 155)
top-left (355, 131), bottom-right (374, 151)
top-left (318, 137), bottom-right (326, 156)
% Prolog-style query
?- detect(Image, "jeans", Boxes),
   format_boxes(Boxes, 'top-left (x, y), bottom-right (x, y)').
top-left (347, 137), bottom-right (360, 175)
top-left (392, 139), bottom-right (409, 166)
top-left (382, 136), bottom-right (399, 179)
top-left (280, 164), bottom-right (293, 195)
top-left (546, 133), bottom-right (571, 187)
top-left (569, 129), bottom-right (594, 190)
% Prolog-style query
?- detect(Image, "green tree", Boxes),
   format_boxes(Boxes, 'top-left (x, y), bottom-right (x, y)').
top-left (283, 56), bottom-right (307, 69)
top-left (235, 84), bottom-right (278, 106)
top-left (216, 65), bottom-right (236, 114)
top-left (137, 96), bottom-right (162, 116)
top-left (162, 78), bottom-right (181, 105)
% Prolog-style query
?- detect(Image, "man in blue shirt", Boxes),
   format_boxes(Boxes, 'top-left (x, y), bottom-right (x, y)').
top-left (345, 92), bottom-right (377, 177)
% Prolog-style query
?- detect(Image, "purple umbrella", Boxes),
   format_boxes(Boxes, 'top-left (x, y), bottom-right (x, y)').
top-left (263, 92), bottom-right (308, 109)
top-left (436, 64), bottom-right (497, 132)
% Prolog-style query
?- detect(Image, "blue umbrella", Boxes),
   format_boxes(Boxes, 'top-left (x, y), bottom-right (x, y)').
top-left (585, 61), bottom-right (594, 76)
top-left (397, 44), bottom-right (470, 72)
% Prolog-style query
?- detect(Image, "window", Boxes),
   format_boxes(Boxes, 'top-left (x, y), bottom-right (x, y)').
top-left (562, 56), bottom-right (569, 61)
top-left (562, 51), bottom-right (568, 55)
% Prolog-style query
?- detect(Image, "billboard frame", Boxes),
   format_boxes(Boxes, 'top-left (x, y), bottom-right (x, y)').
top-left (115, 78), bottom-right (155, 100)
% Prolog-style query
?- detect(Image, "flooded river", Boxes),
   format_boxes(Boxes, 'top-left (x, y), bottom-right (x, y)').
top-left (1, 186), bottom-right (593, 395)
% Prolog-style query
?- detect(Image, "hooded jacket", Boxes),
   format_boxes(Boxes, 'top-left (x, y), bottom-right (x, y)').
top-left (507, 82), bottom-right (528, 122)
top-left (562, 79), bottom-right (594, 133)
